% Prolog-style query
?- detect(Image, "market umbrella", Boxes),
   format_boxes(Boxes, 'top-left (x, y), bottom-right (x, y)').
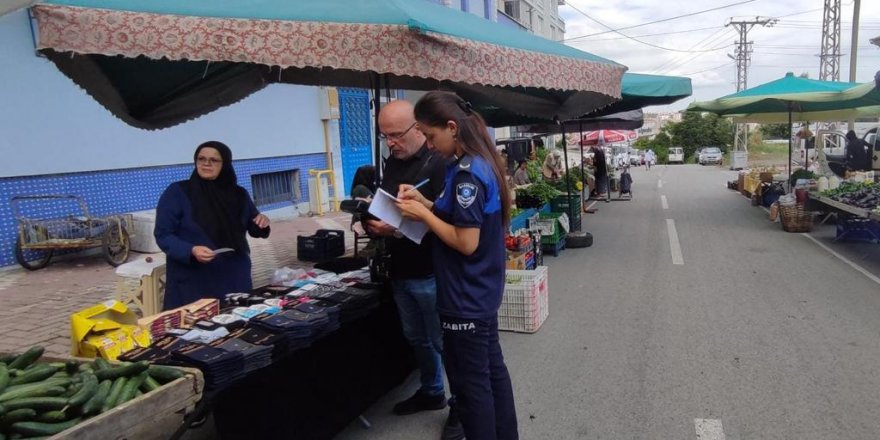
top-left (466, 72), bottom-right (691, 128)
top-left (575, 130), bottom-right (638, 146)
top-left (688, 71), bottom-right (880, 184)
top-left (31, 0), bottom-right (626, 130)
top-left (521, 109), bottom-right (645, 133)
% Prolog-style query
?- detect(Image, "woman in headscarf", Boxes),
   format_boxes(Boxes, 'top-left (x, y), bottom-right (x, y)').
top-left (155, 141), bottom-right (270, 310)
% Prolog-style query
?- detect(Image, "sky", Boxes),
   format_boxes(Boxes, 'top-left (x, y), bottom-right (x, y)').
top-left (558, 0), bottom-right (880, 112)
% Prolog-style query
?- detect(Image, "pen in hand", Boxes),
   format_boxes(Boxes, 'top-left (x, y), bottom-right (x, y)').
top-left (404, 178), bottom-right (430, 194)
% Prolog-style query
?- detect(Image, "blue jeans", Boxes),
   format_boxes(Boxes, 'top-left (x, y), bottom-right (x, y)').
top-left (442, 315), bottom-right (518, 440)
top-left (392, 277), bottom-right (444, 397)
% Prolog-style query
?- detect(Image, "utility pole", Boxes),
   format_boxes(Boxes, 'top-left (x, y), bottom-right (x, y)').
top-left (725, 17), bottom-right (776, 169)
top-left (848, 0), bottom-right (861, 131)
top-left (819, 0), bottom-right (842, 82)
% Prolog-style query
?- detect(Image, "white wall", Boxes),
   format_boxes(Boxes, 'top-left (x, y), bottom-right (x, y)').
top-left (0, 10), bottom-right (326, 178)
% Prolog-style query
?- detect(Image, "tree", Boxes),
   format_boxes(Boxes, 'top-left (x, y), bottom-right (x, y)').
top-left (667, 112), bottom-right (734, 160)
top-left (760, 123), bottom-right (789, 139)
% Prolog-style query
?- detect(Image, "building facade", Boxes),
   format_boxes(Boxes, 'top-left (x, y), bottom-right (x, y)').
top-left (0, 10), bottom-right (374, 268)
top-left (496, 0), bottom-right (566, 41)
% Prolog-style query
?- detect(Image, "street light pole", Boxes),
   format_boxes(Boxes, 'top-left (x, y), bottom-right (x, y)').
top-left (848, 0), bottom-right (860, 132)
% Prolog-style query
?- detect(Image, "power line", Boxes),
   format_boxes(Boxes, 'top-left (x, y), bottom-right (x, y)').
top-left (650, 27), bottom-right (736, 74)
top-left (563, 0), bottom-right (755, 42)
top-left (567, 26), bottom-right (722, 42)
top-left (679, 62), bottom-right (735, 76)
top-left (563, 2), bottom-right (736, 53)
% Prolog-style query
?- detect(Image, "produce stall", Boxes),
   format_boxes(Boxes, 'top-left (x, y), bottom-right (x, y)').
top-left (0, 347), bottom-right (201, 440)
top-left (810, 181), bottom-right (880, 242)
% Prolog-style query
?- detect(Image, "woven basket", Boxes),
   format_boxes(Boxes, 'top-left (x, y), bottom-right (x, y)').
top-left (779, 204), bottom-right (812, 232)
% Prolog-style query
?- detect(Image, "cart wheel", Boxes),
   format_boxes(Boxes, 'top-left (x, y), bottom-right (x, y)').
top-left (15, 236), bottom-right (53, 270)
top-left (103, 225), bottom-right (130, 266)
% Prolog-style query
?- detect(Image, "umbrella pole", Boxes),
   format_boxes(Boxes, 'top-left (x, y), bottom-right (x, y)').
top-left (787, 107), bottom-right (793, 192)
top-left (559, 119), bottom-right (575, 231)
top-left (373, 73), bottom-right (383, 189)
top-left (579, 120), bottom-right (585, 208)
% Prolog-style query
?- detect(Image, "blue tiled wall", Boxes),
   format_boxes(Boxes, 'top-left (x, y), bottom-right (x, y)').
top-left (338, 88), bottom-right (374, 195)
top-left (0, 153), bottom-right (325, 268)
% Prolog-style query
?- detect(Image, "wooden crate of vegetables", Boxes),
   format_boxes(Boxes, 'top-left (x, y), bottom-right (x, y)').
top-left (0, 346), bottom-right (203, 440)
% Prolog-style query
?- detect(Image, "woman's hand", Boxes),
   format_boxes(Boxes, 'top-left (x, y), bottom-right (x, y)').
top-left (252, 213), bottom-right (270, 229)
top-left (192, 246), bottom-right (215, 263)
top-left (398, 184), bottom-right (431, 209)
top-left (396, 198), bottom-right (431, 221)
top-left (366, 219), bottom-right (396, 236)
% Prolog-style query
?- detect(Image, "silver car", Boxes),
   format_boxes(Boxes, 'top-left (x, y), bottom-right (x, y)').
top-left (699, 147), bottom-right (724, 165)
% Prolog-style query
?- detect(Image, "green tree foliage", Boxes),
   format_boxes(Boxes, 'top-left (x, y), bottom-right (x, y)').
top-left (667, 112), bottom-right (734, 159)
top-left (759, 123), bottom-right (789, 139)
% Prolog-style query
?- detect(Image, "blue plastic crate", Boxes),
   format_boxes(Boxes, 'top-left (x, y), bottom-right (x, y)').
top-left (510, 208), bottom-right (537, 233)
top-left (541, 239), bottom-right (565, 257)
top-left (836, 217), bottom-right (880, 243)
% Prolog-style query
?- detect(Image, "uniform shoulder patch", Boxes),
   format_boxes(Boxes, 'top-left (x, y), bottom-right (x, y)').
top-left (456, 182), bottom-right (478, 209)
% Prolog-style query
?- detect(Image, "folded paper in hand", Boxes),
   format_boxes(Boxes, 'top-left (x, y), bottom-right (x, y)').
top-left (368, 189), bottom-right (429, 244)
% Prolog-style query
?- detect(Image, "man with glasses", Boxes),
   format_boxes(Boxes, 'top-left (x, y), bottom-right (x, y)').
top-left (366, 100), bottom-right (455, 429)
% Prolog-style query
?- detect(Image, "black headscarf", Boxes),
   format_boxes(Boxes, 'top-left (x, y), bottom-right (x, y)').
top-left (188, 141), bottom-right (248, 252)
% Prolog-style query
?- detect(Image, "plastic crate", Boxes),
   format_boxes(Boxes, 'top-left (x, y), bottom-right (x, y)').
top-left (530, 212), bottom-right (565, 245)
top-left (297, 229), bottom-right (345, 262)
top-left (550, 194), bottom-right (581, 214)
top-left (541, 238), bottom-right (566, 257)
top-left (510, 208), bottom-right (537, 233)
top-left (498, 266), bottom-right (549, 333)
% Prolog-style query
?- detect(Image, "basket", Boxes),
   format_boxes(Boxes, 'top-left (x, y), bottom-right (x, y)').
top-left (498, 266), bottom-right (549, 333)
top-left (779, 204), bottom-right (812, 232)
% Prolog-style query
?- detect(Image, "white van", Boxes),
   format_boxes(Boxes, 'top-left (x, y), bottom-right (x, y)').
top-left (668, 147), bottom-right (684, 164)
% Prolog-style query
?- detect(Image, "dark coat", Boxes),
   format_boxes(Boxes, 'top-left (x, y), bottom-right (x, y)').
top-left (154, 182), bottom-right (269, 310)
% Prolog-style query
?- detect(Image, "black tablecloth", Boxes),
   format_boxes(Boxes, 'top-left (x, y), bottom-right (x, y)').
top-left (211, 297), bottom-right (414, 440)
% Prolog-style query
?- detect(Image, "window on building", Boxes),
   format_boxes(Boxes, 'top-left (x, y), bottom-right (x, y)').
top-left (484, 0), bottom-right (493, 19)
top-left (461, 0), bottom-right (469, 12)
top-left (504, 0), bottom-right (520, 20)
top-left (251, 169), bottom-right (302, 207)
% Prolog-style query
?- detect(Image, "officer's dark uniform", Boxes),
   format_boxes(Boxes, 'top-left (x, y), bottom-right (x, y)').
top-left (432, 154), bottom-right (518, 440)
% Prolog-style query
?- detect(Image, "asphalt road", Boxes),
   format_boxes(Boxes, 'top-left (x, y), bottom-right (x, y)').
top-left (336, 164), bottom-right (880, 440)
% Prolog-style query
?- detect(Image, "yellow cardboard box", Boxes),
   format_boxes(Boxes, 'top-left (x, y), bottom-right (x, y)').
top-left (71, 300), bottom-right (151, 360)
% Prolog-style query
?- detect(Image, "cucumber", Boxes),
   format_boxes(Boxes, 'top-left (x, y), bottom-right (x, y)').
top-left (80, 380), bottom-right (111, 416)
top-left (92, 359), bottom-right (111, 372)
top-left (0, 363), bottom-right (9, 394)
top-left (0, 383), bottom-right (68, 403)
top-left (9, 365), bottom-right (60, 386)
top-left (94, 362), bottom-right (148, 381)
top-left (140, 376), bottom-right (161, 393)
top-left (116, 372), bottom-right (147, 406)
top-left (146, 365), bottom-right (185, 384)
top-left (35, 410), bottom-right (71, 423)
top-left (63, 362), bottom-right (79, 376)
top-left (0, 402), bottom-right (4, 417)
top-left (0, 408), bottom-right (37, 424)
top-left (60, 383), bottom-right (81, 398)
top-left (101, 377), bottom-right (127, 412)
top-left (10, 418), bottom-right (80, 436)
top-left (7, 348), bottom-right (44, 370)
top-left (66, 373), bottom-right (97, 408)
top-left (2, 397), bottom-right (68, 412)
top-left (0, 354), bottom-right (16, 364)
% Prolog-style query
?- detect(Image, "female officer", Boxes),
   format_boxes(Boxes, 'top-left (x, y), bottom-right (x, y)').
top-left (397, 91), bottom-right (518, 440)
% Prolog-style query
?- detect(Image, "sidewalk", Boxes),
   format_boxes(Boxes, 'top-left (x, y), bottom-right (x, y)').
top-left (0, 209), bottom-right (355, 358)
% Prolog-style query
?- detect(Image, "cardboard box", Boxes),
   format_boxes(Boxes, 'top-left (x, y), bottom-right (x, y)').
top-left (506, 251), bottom-right (527, 270)
top-left (71, 300), bottom-right (151, 360)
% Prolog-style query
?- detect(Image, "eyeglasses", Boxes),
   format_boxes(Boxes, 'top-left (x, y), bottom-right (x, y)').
top-left (378, 122), bottom-right (417, 141)
top-left (197, 157), bottom-right (222, 166)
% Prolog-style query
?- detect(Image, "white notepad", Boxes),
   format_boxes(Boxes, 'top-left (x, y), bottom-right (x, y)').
top-left (367, 188), bottom-right (430, 244)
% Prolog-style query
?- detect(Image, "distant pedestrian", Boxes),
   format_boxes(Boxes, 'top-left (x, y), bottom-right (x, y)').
top-left (845, 130), bottom-right (870, 172)
top-left (645, 149), bottom-right (656, 170)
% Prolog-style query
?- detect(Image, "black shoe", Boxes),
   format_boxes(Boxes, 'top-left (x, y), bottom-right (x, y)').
top-left (392, 390), bottom-right (447, 415)
top-left (441, 409), bottom-right (465, 440)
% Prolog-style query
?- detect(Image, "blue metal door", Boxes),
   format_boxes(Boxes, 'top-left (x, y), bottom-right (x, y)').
top-left (338, 88), bottom-right (373, 196)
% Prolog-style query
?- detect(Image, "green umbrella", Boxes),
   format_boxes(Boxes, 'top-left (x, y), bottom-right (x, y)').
top-left (688, 72), bottom-right (880, 183)
top-left (463, 72), bottom-right (692, 128)
top-left (32, 0), bottom-right (626, 129)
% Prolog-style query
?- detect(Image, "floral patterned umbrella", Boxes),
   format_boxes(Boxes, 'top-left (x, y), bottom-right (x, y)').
top-left (31, 0), bottom-right (626, 129)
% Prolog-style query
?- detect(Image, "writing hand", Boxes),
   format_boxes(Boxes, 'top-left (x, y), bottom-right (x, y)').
top-left (396, 199), bottom-right (430, 221)
top-left (192, 245), bottom-right (215, 263)
top-left (398, 184), bottom-right (429, 208)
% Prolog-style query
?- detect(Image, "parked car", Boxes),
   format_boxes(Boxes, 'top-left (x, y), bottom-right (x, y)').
top-left (698, 147), bottom-right (724, 165)
top-left (668, 147), bottom-right (684, 164)
top-left (629, 149), bottom-right (641, 166)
